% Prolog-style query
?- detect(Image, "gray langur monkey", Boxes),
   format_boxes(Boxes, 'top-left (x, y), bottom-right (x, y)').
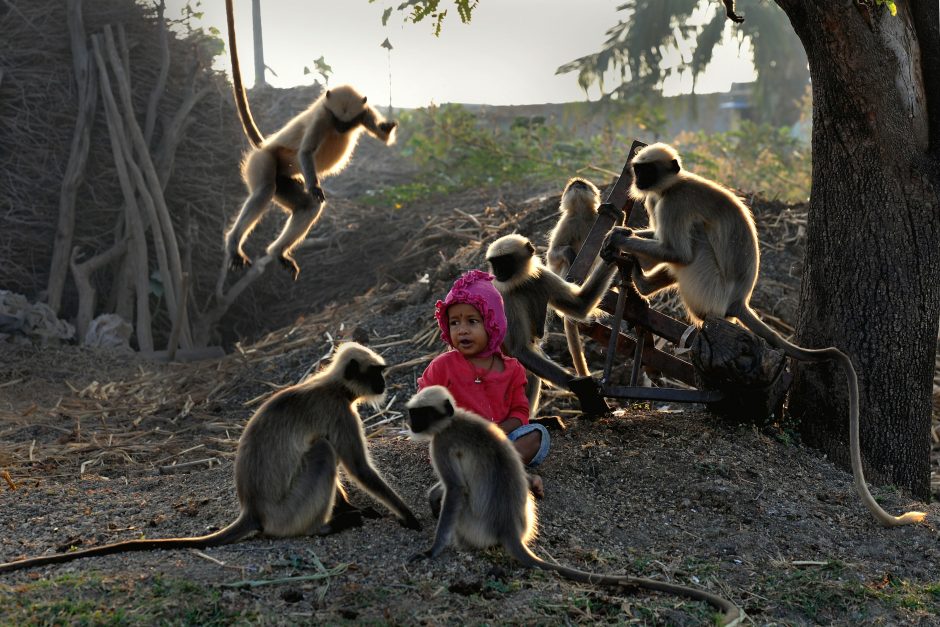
top-left (224, 0), bottom-right (397, 280)
top-left (600, 142), bottom-right (925, 528)
top-left (0, 343), bottom-right (420, 574)
top-left (405, 386), bottom-right (743, 626)
top-left (546, 177), bottom-right (602, 377)
top-left (486, 234), bottom-right (617, 416)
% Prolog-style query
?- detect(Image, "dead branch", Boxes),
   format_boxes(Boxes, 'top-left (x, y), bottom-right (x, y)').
top-left (143, 0), bottom-right (169, 147)
top-left (104, 26), bottom-right (191, 348)
top-left (92, 33), bottom-right (153, 352)
top-left (47, 0), bottom-right (97, 315)
top-left (70, 239), bottom-right (128, 341)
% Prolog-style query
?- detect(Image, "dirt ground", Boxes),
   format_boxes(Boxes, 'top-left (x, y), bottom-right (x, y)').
top-left (1, 171), bottom-right (939, 625)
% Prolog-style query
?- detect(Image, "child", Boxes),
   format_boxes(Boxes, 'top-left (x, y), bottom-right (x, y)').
top-left (417, 270), bottom-right (550, 497)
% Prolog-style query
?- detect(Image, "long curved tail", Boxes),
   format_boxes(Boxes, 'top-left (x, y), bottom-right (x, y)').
top-left (225, 0), bottom-right (264, 148)
top-left (505, 539), bottom-right (742, 626)
top-left (736, 306), bottom-right (926, 527)
top-left (563, 316), bottom-right (590, 377)
top-left (0, 513), bottom-right (257, 573)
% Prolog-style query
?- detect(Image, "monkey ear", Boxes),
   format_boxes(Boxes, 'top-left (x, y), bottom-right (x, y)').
top-left (326, 90), bottom-right (332, 99)
top-left (344, 359), bottom-right (360, 380)
top-left (670, 159), bottom-right (680, 174)
top-left (525, 241), bottom-right (536, 256)
top-left (443, 399), bottom-right (455, 417)
top-left (361, 95), bottom-right (368, 104)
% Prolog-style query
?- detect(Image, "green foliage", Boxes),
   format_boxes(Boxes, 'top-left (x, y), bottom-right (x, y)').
top-left (558, 1), bottom-right (808, 127)
top-left (376, 0), bottom-right (478, 36)
top-left (303, 56), bottom-right (333, 86)
top-left (366, 103), bottom-right (809, 207)
top-left (674, 121), bottom-right (811, 202)
top-left (875, 0), bottom-right (898, 16)
top-left (390, 103), bottom-right (597, 193)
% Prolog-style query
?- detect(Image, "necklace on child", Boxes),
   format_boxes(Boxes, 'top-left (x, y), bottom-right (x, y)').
top-left (473, 354), bottom-right (497, 384)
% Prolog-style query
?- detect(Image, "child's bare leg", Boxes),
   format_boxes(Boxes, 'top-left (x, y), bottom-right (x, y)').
top-left (513, 431), bottom-right (544, 499)
top-left (512, 431), bottom-right (541, 465)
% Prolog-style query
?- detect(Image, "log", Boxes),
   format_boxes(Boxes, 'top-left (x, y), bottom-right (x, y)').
top-left (690, 316), bottom-right (791, 423)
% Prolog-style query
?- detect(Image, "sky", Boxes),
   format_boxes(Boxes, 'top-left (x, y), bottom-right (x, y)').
top-left (165, 0), bottom-right (756, 108)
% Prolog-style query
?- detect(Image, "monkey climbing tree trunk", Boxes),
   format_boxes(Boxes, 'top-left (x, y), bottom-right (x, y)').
top-left (775, 0), bottom-right (940, 499)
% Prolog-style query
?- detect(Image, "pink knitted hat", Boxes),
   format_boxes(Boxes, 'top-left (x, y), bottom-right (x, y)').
top-left (434, 270), bottom-right (507, 357)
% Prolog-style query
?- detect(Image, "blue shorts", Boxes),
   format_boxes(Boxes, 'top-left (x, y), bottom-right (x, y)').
top-left (507, 423), bottom-right (550, 468)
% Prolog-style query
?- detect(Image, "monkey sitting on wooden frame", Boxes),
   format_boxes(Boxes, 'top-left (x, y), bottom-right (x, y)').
top-left (601, 142), bottom-right (925, 528)
top-left (486, 233), bottom-right (617, 416)
top-left (546, 177), bottom-right (603, 377)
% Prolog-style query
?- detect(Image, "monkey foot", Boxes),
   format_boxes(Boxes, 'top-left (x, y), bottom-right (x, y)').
top-left (229, 253), bottom-right (252, 271)
top-left (568, 376), bottom-right (611, 416)
top-left (398, 513), bottom-right (422, 531)
top-left (277, 255), bottom-right (301, 280)
top-left (527, 474), bottom-right (544, 499)
top-left (317, 509), bottom-right (365, 535)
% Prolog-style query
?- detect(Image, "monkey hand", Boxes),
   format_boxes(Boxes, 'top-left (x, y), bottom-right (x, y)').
top-left (379, 120), bottom-right (397, 134)
top-left (408, 549), bottom-right (432, 563)
top-left (307, 185), bottom-right (326, 203)
top-left (398, 512), bottom-right (422, 531)
top-left (554, 245), bottom-right (577, 268)
top-left (359, 506), bottom-right (382, 520)
top-left (600, 227), bottom-right (633, 263)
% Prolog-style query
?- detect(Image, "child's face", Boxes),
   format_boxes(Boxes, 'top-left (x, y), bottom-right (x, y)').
top-left (447, 303), bottom-right (489, 358)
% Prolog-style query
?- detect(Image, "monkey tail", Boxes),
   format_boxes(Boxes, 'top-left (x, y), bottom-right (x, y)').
top-left (225, 0), bottom-right (265, 148)
top-left (0, 513), bottom-right (258, 574)
top-left (735, 307), bottom-right (926, 528)
top-left (504, 538), bottom-right (742, 625)
top-left (563, 316), bottom-right (590, 377)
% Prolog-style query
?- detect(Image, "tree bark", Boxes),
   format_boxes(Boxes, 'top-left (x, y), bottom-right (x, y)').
top-left (775, 0), bottom-right (940, 499)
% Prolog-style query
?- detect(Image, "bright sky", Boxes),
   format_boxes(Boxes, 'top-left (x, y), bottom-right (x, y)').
top-left (166, 1), bottom-right (756, 108)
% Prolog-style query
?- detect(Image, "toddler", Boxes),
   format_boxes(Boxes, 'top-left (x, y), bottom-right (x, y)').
top-left (418, 270), bottom-right (550, 496)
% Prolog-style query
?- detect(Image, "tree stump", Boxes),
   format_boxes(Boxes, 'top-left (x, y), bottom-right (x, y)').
top-left (690, 316), bottom-right (791, 424)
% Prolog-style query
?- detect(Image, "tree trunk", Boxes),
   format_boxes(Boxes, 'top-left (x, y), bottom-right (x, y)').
top-left (251, 0), bottom-right (266, 87)
top-left (776, 0), bottom-right (940, 499)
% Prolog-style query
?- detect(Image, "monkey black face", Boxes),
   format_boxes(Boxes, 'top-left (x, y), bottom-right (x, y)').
top-left (332, 110), bottom-right (367, 133)
top-left (344, 359), bottom-right (387, 395)
top-left (487, 243), bottom-right (535, 283)
top-left (632, 159), bottom-right (680, 190)
top-left (566, 178), bottom-right (590, 191)
top-left (407, 399), bottom-right (454, 435)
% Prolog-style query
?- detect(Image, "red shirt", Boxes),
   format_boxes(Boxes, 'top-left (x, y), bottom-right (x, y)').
top-left (417, 350), bottom-right (530, 425)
